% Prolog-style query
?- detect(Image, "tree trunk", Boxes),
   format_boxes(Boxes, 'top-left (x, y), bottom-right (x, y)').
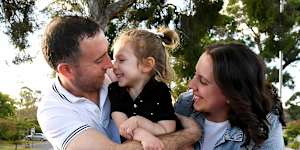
top-left (86, 0), bottom-right (136, 30)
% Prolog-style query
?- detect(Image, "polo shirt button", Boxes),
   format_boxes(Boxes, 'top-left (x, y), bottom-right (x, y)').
top-left (150, 113), bottom-right (154, 115)
top-left (134, 104), bottom-right (138, 108)
top-left (133, 112), bottom-right (136, 115)
top-left (156, 102), bottom-right (159, 105)
top-left (140, 99), bottom-right (143, 103)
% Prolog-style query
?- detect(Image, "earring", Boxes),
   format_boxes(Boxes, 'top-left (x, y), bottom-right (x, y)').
top-left (226, 100), bottom-right (230, 104)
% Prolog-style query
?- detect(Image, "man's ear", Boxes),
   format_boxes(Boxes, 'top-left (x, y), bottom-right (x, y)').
top-left (142, 57), bottom-right (155, 73)
top-left (57, 63), bottom-right (74, 79)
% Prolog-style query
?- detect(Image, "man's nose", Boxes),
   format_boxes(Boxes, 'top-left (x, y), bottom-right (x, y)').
top-left (103, 55), bottom-right (113, 69)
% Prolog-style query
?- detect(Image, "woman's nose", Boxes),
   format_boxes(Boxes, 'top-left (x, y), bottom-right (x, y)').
top-left (188, 79), bottom-right (196, 91)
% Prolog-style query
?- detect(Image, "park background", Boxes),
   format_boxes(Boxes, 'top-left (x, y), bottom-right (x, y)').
top-left (0, 0), bottom-right (299, 149)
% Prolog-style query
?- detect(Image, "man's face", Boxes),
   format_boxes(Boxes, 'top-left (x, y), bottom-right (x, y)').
top-left (71, 32), bottom-right (112, 93)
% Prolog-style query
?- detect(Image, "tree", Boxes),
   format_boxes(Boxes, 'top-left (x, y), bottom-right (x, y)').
top-left (285, 92), bottom-right (300, 120)
top-left (0, 0), bottom-right (37, 64)
top-left (15, 86), bottom-right (40, 123)
top-left (17, 86), bottom-right (40, 110)
top-left (284, 119), bottom-right (300, 149)
top-left (171, 0), bottom-right (236, 97)
top-left (226, 0), bottom-right (300, 89)
top-left (1, 0), bottom-right (299, 102)
top-left (0, 92), bottom-right (15, 118)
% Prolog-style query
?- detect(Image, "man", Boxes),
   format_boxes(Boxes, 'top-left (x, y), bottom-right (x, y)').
top-left (37, 16), bottom-right (200, 150)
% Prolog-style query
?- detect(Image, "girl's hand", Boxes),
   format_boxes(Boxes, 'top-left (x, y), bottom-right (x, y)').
top-left (106, 68), bottom-right (118, 82)
top-left (119, 116), bottom-right (138, 139)
top-left (141, 134), bottom-right (164, 150)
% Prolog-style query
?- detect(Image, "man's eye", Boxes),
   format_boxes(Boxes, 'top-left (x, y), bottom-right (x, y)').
top-left (96, 59), bottom-right (103, 64)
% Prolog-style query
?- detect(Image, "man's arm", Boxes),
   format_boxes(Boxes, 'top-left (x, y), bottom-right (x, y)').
top-left (159, 114), bottom-right (201, 149)
top-left (67, 114), bottom-right (200, 150)
top-left (66, 128), bottom-right (143, 150)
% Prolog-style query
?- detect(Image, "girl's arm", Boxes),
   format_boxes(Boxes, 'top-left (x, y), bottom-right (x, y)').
top-left (112, 111), bottom-right (134, 139)
top-left (133, 128), bottom-right (164, 150)
top-left (111, 111), bottom-right (128, 128)
top-left (122, 115), bottom-right (176, 135)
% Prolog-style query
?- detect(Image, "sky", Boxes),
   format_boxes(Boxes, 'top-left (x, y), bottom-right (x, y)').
top-left (0, 0), bottom-right (299, 105)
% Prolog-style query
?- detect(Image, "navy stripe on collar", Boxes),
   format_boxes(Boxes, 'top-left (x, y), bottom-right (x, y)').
top-left (52, 84), bottom-right (72, 103)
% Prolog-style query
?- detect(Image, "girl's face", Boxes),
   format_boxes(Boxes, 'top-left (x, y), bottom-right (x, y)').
top-left (113, 41), bottom-right (149, 88)
top-left (188, 52), bottom-right (229, 122)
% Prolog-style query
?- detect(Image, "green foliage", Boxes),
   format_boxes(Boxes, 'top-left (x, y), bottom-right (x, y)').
top-left (284, 120), bottom-right (300, 149)
top-left (17, 86), bottom-right (40, 110)
top-left (227, 0), bottom-right (300, 90)
top-left (41, 0), bottom-right (87, 17)
top-left (0, 92), bottom-right (15, 118)
top-left (285, 92), bottom-right (300, 121)
top-left (0, 117), bottom-right (34, 143)
top-left (0, 0), bottom-right (38, 64)
top-left (0, 118), bottom-right (19, 141)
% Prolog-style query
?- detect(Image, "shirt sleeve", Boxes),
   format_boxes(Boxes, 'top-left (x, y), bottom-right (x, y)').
top-left (254, 113), bottom-right (284, 150)
top-left (37, 98), bottom-right (91, 150)
top-left (108, 82), bottom-right (124, 113)
top-left (156, 82), bottom-right (176, 121)
top-left (174, 91), bottom-right (194, 117)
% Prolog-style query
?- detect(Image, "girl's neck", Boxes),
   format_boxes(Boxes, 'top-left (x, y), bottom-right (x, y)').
top-left (127, 76), bottom-right (151, 100)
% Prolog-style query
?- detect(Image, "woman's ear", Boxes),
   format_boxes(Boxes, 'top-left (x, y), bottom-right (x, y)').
top-left (57, 63), bottom-right (74, 79)
top-left (142, 57), bottom-right (155, 73)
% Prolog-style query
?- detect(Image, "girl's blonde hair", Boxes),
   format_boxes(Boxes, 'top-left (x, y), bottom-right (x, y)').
top-left (112, 27), bottom-right (179, 83)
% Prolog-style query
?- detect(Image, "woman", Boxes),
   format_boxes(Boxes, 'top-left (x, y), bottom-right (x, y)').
top-left (175, 43), bottom-right (285, 150)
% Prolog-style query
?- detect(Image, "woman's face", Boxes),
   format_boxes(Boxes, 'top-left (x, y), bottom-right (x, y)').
top-left (188, 52), bottom-right (229, 122)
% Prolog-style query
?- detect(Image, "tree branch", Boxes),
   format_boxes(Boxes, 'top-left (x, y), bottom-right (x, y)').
top-left (86, 0), bottom-right (136, 30)
top-left (283, 57), bottom-right (300, 69)
top-left (106, 0), bottom-right (136, 20)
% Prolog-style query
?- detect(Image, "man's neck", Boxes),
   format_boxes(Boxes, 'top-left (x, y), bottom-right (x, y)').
top-left (58, 76), bottom-right (100, 105)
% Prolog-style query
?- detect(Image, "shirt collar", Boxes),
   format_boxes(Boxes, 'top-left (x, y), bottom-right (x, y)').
top-left (53, 76), bottom-right (109, 106)
top-left (138, 76), bottom-right (160, 98)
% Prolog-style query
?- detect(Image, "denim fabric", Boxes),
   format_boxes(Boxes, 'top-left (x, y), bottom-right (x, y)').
top-left (174, 91), bottom-right (284, 150)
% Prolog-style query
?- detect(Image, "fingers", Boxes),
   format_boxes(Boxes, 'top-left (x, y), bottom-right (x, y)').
top-left (119, 127), bottom-right (133, 140)
top-left (142, 137), bottom-right (164, 150)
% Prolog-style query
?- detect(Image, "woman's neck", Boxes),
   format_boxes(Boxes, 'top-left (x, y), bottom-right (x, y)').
top-left (204, 110), bottom-right (229, 123)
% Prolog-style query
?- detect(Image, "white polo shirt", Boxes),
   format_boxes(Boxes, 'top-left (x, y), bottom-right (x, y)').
top-left (37, 76), bottom-right (120, 150)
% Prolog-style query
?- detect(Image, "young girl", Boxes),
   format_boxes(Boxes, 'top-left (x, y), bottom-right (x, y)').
top-left (108, 28), bottom-right (179, 149)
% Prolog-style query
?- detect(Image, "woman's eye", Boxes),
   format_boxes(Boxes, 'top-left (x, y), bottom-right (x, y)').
top-left (199, 77), bottom-right (208, 85)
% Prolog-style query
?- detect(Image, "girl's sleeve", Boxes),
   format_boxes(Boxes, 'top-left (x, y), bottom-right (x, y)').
top-left (108, 82), bottom-right (124, 112)
top-left (156, 83), bottom-right (177, 121)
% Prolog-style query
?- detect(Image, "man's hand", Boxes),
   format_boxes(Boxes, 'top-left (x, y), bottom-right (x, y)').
top-left (119, 116), bottom-right (138, 139)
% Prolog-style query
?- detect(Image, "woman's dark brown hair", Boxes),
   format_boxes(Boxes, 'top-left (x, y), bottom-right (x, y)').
top-left (204, 43), bottom-right (283, 145)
